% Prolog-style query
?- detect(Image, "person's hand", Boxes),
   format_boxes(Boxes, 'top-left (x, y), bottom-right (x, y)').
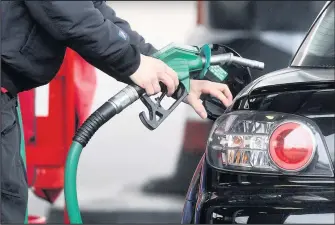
top-left (130, 54), bottom-right (179, 96)
top-left (185, 80), bottom-right (233, 119)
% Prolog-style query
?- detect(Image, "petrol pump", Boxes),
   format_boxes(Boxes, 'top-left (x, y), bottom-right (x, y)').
top-left (18, 48), bottom-right (97, 224)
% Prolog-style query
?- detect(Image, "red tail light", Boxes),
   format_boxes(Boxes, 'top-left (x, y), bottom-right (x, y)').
top-left (269, 122), bottom-right (315, 172)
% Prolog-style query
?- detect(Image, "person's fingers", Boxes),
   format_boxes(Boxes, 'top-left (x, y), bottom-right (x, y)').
top-left (164, 65), bottom-right (179, 89)
top-left (201, 82), bottom-right (233, 106)
top-left (152, 79), bottom-right (161, 94)
top-left (201, 81), bottom-right (232, 107)
top-left (187, 95), bottom-right (207, 119)
top-left (158, 72), bottom-right (176, 96)
top-left (145, 82), bottom-right (155, 96)
top-left (217, 83), bottom-right (233, 101)
top-left (209, 89), bottom-right (231, 107)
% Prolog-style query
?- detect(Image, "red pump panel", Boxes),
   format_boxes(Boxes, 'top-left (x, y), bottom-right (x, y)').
top-left (19, 48), bottom-right (97, 204)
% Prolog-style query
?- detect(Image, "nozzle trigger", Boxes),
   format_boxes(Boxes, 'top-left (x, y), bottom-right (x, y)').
top-left (139, 86), bottom-right (188, 130)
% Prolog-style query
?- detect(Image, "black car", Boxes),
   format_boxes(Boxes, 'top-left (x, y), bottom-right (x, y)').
top-left (182, 1), bottom-right (335, 224)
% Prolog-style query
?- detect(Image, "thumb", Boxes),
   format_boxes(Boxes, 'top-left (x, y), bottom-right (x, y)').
top-left (187, 95), bottom-right (207, 119)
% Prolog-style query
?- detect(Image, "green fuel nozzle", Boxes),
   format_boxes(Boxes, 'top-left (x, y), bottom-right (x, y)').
top-left (151, 43), bottom-right (224, 93)
top-left (151, 43), bottom-right (264, 93)
top-left (138, 43), bottom-right (264, 130)
top-left (137, 43), bottom-right (217, 129)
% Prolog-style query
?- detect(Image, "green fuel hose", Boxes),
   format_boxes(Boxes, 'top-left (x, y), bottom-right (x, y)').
top-left (64, 85), bottom-right (143, 224)
top-left (64, 141), bottom-right (84, 224)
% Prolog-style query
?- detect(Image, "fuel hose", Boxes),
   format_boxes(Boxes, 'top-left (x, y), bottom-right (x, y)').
top-left (64, 85), bottom-right (144, 224)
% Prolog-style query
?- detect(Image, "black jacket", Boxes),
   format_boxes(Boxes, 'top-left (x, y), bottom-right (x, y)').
top-left (1, 1), bottom-right (157, 95)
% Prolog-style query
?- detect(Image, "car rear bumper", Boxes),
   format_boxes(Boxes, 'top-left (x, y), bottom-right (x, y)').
top-left (195, 189), bottom-right (335, 224)
top-left (182, 159), bottom-right (335, 224)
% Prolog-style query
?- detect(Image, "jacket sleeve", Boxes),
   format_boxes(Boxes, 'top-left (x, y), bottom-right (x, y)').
top-left (24, 1), bottom-right (141, 82)
top-left (93, 1), bottom-right (158, 56)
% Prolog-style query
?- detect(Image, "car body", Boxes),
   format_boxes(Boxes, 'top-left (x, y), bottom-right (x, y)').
top-left (182, 1), bottom-right (335, 224)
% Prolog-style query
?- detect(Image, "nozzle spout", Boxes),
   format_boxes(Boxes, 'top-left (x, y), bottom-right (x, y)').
top-left (209, 53), bottom-right (265, 70)
top-left (230, 55), bottom-right (265, 70)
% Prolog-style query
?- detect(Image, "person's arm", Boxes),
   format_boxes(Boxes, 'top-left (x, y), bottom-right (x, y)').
top-left (24, 1), bottom-right (140, 83)
top-left (92, 1), bottom-right (158, 56)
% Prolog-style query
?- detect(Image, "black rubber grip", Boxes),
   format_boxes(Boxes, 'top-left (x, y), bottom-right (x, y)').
top-left (73, 112), bottom-right (105, 147)
top-left (73, 104), bottom-right (117, 147)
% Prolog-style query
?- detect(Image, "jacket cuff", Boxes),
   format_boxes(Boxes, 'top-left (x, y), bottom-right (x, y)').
top-left (112, 44), bottom-right (141, 83)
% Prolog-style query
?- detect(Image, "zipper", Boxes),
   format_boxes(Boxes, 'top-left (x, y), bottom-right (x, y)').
top-left (1, 188), bottom-right (21, 198)
top-left (1, 121), bottom-right (17, 137)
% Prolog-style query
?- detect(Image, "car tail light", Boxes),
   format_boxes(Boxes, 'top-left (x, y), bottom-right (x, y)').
top-left (269, 122), bottom-right (315, 172)
top-left (206, 111), bottom-right (334, 177)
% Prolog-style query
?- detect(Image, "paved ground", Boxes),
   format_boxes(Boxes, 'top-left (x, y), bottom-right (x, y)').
top-left (27, 1), bottom-right (198, 222)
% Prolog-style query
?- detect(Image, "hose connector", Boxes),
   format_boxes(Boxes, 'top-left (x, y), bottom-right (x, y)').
top-left (107, 85), bottom-right (141, 114)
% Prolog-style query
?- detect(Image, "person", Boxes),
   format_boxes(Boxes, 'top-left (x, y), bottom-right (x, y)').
top-left (1, 1), bottom-right (233, 223)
